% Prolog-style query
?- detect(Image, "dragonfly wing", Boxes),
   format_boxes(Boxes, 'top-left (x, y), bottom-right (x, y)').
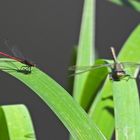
top-left (121, 62), bottom-right (140, 78)
top-left (69, 65), bottom-right (95, 71)
top-left (121, 62), bottom-right (140, 68)
top-left (69, 63), bottom-right (112, 71)
top-left (69, 63), bottom-right (112, 77)
top-left (69, 69), bottom-right (95, 77)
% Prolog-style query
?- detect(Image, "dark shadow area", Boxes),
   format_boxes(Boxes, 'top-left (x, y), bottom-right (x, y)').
top-left (102, 95), bottom-right (113, 101)
top-left (103, 106), bottom-right (114, 117)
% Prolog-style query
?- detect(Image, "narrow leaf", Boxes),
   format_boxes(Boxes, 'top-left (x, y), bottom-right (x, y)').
top-left (88, 24), bottom-right (140, 139)
top-left (112, 79), bottom-right (140, 140)
top-left (0, 59), bottom-right (106, 140)
top-left (118, 24), bottom-right (140, 62)
top-left (89, 77), bottom-right (114, 140)
top-left (0, 104), bottom-right (36, 140)
top-left (80, 59), bottom-right (108, 111)
top-left (73, 0), bottom-right (95, 106)
top-left (114, 24), bottom-right (140, 140)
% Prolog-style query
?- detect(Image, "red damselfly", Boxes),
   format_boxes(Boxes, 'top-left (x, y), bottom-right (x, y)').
top-left (0, 39), bottom-right (35, 74)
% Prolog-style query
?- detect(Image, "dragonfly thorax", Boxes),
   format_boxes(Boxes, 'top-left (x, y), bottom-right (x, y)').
top-left (21, 60), bottom-right (35, 67)
top-left (113, 62), bottom-right (124, 71)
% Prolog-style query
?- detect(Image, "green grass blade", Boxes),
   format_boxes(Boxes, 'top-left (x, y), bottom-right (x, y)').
top-left (118, 24), bottom-right (140, 62)
top-left (0, 107), bottom-right (9, 139)
top-left (73, 0), bottom-right (96, 106)
top-left (108, 0), bottom-right (140, 12)
top-left (114, 24), bottom-right (140, 140)
top-left (88, 76), bottom-right (114, 140)
top-left (0, 104), bottom-right (36, 140)
top-left (70, 1), bottom-right (97, 139)
top-left (70, 0), bottom-right (96, 137)
top-left (0, 59), bottom-right (106, 140)
top-left (88, 24), bottom-right (140, 139)
top-left (112, 79), bottom-right (140, 140)
top-left (80, 59), bottom-right (108, 111)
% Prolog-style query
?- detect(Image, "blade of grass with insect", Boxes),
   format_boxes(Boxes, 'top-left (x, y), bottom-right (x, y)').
top-left (112, 25), bottom-right (140, 140)
top-left (108, 0), bottom-right (140, 12)
top-left (0, 104), bottom-right (36, 140)
top-left (88, 25), bottom-right (140, 139)
top-left (0, 58), bottom-right (106, 140)
top-left (72, 0), bottom-right (95, 109)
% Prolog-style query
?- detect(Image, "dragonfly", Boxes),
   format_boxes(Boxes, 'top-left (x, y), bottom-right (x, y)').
top-left (69, 47), bottom-right (140, 81)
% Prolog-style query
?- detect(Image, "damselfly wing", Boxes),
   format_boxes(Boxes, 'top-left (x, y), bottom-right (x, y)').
top-left (0, 38), bottom-right (35, 73)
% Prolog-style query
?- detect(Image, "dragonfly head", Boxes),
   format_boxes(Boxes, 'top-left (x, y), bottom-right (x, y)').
top-left (111, 70), bottom-right (127, 81)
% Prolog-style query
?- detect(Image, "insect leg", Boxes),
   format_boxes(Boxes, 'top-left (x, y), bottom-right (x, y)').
top-left (121, 74), bottom-right (135, 81)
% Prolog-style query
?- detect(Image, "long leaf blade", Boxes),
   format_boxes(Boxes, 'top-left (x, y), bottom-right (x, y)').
top-left (79, 59), bottom-right (108, 111)
top-left (88, 25), bottom-right (140, 139)
top-left (114, 24), bottom-right (140, 140)
top-left (88, 76), bottom-right (114, 140)
top-left (0, 59), bottom-right (106, 140)
top-left (73, 0), bottom-right (95, 106)
top-left (112, 79), bottom-right (140, 140)
top-left (0, 104), bottom-right (36, 140)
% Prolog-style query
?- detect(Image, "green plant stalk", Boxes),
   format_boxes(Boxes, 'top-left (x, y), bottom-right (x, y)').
top-left (0, 59), bottom-right (106, 140)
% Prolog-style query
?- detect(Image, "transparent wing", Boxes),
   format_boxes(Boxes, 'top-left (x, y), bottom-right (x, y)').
top-left (4, 39), bottom-right (25, 59)
top-left (11, 45), bottom-right (25, 59)
top-left (69, 65), bottom-right (95, 71)
top-left (121, 62), bottom-right (140, 68)
top-left (69, 63), bottom-right (112, 77)
top-left (3, 39), bottom-right (35, 63)
top-left (69, 63), bottom-right (112, 71)
top-left (120, 62), bottom-right (140, 78)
